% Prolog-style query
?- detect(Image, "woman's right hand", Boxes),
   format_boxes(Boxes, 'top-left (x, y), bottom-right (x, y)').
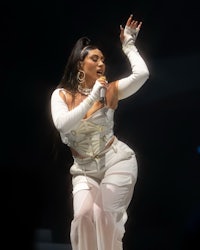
top-left (97, 76), bottom-right (108, 88)
top-left (90, 76), bottom-right (108, 101)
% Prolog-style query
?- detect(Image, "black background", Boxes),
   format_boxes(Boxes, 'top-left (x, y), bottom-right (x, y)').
top-left (1, 0), bottom-right (200, 249)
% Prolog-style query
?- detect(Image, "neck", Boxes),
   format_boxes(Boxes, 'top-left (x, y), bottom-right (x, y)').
top-left (83, 77), bottom-right (95, 89)
top-left (78, 84), bottom-right (92, 96)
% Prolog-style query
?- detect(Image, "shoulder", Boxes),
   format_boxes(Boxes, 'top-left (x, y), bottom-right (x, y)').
top-left (51, 88), bottom-right (67, 104)
top-left (107, 81), bottom-right (118, 96)
top-left (53, 88), bottom-right (77, 109)
top-left (52, 87), bottom-right (68, 98)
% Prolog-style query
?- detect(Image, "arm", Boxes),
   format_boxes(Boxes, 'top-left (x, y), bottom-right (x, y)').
top-left (51, 81), bottom-right (103, 134)
top-left (118, 15), bottom-right (149, 100)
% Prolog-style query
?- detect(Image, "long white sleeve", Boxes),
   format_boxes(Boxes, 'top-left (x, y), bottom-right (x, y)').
top-left (51, 89), bottom-right (94, 134)
top-left (51, 79), bottom-right (103, 134)
top-left (118, 37), bottom-right (149, 100)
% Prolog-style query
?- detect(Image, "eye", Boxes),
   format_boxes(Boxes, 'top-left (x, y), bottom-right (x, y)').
top-left (90, 55), bottom-right (105, 63)
top-left (91, 55), bottom-right (98, 62)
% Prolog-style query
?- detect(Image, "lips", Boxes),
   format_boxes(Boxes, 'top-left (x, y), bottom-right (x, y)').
top-left (97, 70), bottom-right (103, 76)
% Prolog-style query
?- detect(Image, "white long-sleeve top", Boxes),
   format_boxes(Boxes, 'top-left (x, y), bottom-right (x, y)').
top-left (118, 44), bottom-right (149, 100)
top-left (51, 43), bottom-right (149, 157)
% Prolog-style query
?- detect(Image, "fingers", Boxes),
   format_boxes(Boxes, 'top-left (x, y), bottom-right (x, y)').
top-left (119, 25), bottom-right (125, 42)
top-left (126, 14), bottom-right (142, 29)
top-left (138, 21), bottom-right (142, 29)
top-left (98, 76), bottom-right (109, 88)
top-left (126, 14), bottom-right (133, 26)
top-left (120, 15), bottom-right (142, 43)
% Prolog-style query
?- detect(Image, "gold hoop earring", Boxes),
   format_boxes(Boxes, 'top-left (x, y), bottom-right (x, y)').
top-left (77, 70), bottom-right (85, 84)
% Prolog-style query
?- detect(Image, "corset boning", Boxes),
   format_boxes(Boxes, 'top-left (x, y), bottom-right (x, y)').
top-left (60, 107), bottom-right (114, 157)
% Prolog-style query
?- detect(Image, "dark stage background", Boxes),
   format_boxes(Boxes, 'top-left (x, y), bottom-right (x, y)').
top-left (1, 0), bottom-right (200, 249)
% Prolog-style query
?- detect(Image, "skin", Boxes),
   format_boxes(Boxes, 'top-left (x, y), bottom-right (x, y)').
top-left (78, 14), bottom-right (142, 91)
top-left (58, 14), bottom-right (143, 157)
top-left (79, 49), bottom-right (106, 89)
top-left (60, 15), bottom-right (142, 114)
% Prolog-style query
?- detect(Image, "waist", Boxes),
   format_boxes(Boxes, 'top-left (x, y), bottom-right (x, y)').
top-left (70, 136), bottom-right (116, 159)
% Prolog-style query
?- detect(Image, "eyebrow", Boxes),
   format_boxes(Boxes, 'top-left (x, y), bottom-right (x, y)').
top-left (90, 54), bottom-right (105, 60)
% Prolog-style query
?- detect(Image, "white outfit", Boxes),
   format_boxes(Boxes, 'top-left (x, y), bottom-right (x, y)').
top-left (51, 29), bottom-right (149, 250)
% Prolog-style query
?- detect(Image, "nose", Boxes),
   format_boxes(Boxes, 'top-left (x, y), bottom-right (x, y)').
top-left (98, 59), bottom-right (104, 66)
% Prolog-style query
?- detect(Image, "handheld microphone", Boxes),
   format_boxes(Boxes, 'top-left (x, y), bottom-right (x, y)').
top-left (99, 76), bottom-right (107, 104)
top-left (99, 87), bottom-right (106, 103)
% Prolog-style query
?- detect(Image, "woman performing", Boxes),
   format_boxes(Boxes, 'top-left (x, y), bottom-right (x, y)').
top-left (51, 14), bottom-right (149, 250)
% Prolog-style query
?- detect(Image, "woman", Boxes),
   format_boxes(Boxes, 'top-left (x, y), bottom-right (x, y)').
top-left (51, 14), bottom-right (149, 250)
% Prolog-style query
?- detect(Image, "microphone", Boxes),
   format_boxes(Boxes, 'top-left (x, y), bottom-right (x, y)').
top-left (99, 76), bottom-right (107, 104)
top-left (99, 87), bottom-right (106, 103)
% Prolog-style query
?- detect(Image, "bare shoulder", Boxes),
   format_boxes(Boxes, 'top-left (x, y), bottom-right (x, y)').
top-left (59, 89), bottom-right (84, 110)
top-left (58, 88), bottom-right (73, 106)
top-left (107, 80), bottom-right (118, 93)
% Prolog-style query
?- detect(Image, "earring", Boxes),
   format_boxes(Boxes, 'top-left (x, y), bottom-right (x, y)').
top-left (77, 70), bottom-right (85, 84)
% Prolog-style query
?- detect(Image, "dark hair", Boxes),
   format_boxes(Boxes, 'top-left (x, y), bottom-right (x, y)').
top-left (58, 36), bottom-right (99, 91)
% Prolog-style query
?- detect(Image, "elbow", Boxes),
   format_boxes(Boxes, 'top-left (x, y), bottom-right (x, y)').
top-left (136, 68), bottom-right (150, 89)
top-left (54, 120), bottom-right (62, 132)
top-left (54, 118), bottom-right (69, 134)
top-left (137, 69), bottom-right (149, 86)
top-left (142, 68), bottom-right (150, 82)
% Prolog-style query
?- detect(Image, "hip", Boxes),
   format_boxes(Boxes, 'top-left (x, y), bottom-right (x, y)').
top-left (70, 137), bottom-right (137, 179)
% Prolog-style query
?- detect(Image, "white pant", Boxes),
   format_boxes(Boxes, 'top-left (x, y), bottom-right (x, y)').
top-left (70, 137), bottom-right (138, 250)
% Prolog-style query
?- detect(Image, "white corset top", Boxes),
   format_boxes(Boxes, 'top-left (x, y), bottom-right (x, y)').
top-left (60, 107), bottom-right (115, 157)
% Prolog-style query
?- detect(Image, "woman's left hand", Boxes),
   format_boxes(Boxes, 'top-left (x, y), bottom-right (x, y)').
top-left (120, 14), bottom-right (142, 44)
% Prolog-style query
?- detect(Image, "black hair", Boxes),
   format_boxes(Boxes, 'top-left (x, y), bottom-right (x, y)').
top-left (51, 37), bottom-right (101, 162)
top-left (58, 36), bottom-right (99, 92)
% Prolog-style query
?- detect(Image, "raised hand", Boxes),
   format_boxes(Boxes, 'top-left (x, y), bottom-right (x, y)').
top-left (120, 14), bottom-right (142, 44)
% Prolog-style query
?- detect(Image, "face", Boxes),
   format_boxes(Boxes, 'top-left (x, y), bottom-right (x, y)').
top-left (80, 49), bottom-right (106, 88)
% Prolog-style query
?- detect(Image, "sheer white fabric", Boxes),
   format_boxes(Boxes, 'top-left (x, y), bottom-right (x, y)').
top-left (70, 138), bottom-right (137, 250)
